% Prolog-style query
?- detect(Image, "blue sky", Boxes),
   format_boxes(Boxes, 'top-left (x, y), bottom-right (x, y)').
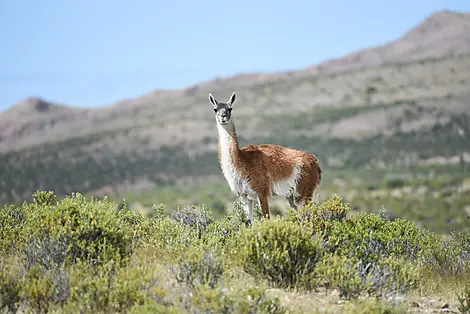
top-left (1, 0), bottom-right (469, 110)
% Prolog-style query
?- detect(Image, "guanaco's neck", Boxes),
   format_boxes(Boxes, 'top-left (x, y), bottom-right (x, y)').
top-left (217, 120), bottom-right (240, 164)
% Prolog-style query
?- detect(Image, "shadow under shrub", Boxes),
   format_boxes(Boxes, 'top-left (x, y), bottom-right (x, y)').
top-left (239, 219), bottom-right (323, 290)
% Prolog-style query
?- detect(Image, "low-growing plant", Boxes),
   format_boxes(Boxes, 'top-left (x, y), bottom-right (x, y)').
top-left (343, 298), bottom-right (408, 314)
top-left (0, 263), bottom-right (22, 312)
top-left (420, 228), bottom-right (470, 277)
top-left (145, 216), bottom-right (197, 259)
top-left (15, 191), bottom-right (145, 266)
top-left (20, 265), bottom-right (70, 313)
top-left (171, 205), bottom-right (214, 239)
top-left (288, 194), bottom-right (350, 234)
top-left (240, 219), bottom-right (324, 289)
top-left (313, 253), bottom-right (366, 299)
top-left (0, 205), bottom-right (25, 254)
top-left (457, 285), bottom-right (470, 314)
top-left (171, 250), bottom-right (224, 289)
top-left (189, 285), bottom-right (286, 314)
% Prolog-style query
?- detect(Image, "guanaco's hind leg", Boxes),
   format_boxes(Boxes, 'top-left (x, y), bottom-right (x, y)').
top-left (295, 161), bottom-right (321, 210)
top-left (258, 194), bottom-right (270, 220)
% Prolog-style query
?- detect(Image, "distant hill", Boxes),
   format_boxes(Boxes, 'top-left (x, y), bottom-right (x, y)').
top-left (1, 10), bottom-right (469, 205)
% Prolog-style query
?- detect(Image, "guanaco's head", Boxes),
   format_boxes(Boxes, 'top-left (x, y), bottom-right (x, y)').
top-left (208, 92), bottom-right (236, 125)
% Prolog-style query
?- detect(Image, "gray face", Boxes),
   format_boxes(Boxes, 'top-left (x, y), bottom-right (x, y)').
top-left (209, 92), bottom-right (236, 125)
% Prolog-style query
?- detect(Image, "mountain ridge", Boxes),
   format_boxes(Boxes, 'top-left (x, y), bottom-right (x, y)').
top-left (0, 9), bottom-right (469, 205)
top-left (4, 10), bottom-right (470, 114)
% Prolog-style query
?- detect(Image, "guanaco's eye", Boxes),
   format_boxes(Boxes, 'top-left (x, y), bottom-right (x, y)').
top-left (227, 108), bottom-right (232, 112)
top-left (213, 108), bottom-right (217, 112)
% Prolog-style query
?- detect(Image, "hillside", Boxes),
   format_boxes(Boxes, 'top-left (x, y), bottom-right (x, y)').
top-left (0, 10), bottom-right (470, 209)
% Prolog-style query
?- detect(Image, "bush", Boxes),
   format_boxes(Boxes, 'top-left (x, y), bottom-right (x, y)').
top-left (171, 250), bottom-right (224, 289)
top-left (423, 229), bottom-right (470, 277)
top-left (171, 205), bottom-right (214, 239)
top-left (326, 212), bottom-right (434, 265)
top-left (457, 285), bottom-right (470, 314)
top-left (65, 260), bottom-right (172, 313)
top-left (0, 263), bottom-right (22, 312)
top-left (240, 219), bottom-right (323, 289)
top-left (285, 194), bottom-right (349, 234)
top-left (0, 205), bottom-right (25, 254)
top-left (188, 285), bottom-right (286, 314)
top-left (313, 253), bottom-right (366, 299)
top-left (344, 299), bottom-right (408, 314)
top-left (145, 216), bottom-right (197, 258)
top-left (11, 191), bottom-right (146, 266)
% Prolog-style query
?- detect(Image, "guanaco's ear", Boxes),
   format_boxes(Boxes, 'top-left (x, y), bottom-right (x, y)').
top-left (208, 93), bottom-right (218, 108)
top-left (227, 92), bottom-right (236, 106)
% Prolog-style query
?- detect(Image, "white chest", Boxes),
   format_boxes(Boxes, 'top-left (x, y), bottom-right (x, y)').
top-left (217, 124), bottom-right (256, 197)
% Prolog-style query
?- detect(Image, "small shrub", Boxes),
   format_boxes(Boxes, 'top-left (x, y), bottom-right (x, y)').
top-left (386, 177), bottom-right (406, 189)
top-left (189, 285), bottom-right (286, 314)
top-left (287, 194), bottom-right (350, 234)
top-left (326, 212), bottom-right (433, 265)
top-left (0, 205), bottom-right (25, 254)
top-left (201, 205), bottom-right (247, 252)
top-left (171, 205), bottom-right (214, 239)
top-left (457, 285), bottom-right (470, 314)
top-left (313, 253), bottom-right (366, 299)
top-left (344, 298), bottom-right (408, 314)
top-left (423, 229), bottom-right (470, 276)
top-left (23, 233), bottom-right (69, 272)
top-left (362, 256), bottom-right (421, 297)
top-left (145, 216), bottom-right (196, 258)
top-left (20, 265), bottom-right (70, 313)
top-left (0, 264), bottom-right (21, 312)
top-left (19, 192), bottom-right (145, 266)
top-left (66, 260), bottom-right (170, 313)
top-left (171, 250), bottom-right (224, 289)
top-left (240, 219), bottom-right (323, 289)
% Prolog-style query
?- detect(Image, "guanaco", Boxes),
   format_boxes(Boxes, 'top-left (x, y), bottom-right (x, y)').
top-left (209, 92), bottom-right (322, 224)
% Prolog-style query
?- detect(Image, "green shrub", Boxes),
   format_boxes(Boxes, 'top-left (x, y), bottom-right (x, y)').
top-left (20, 265), bottom-right (69, 313)
top-left (171, 250), bottom-right (224, 289)
top-left (457, 285), bottom-right (470, 314)
top-left (201, 203), bottom-right (247, 253)
top-left (344, 298), bottom-right (408, 314)
top-left (145, 216), bottom-right (197, 258)
top-left (0, 205), bottom-right (25, 254)
top-left (415, 227), bottom-right (470, 278)
top-left (240, 219), bottom-right (323, 289)
top-left (171, 205), bottom-right (214, 239)
top-left (326, 212), bottom-right (434, 265)
top-left (314, 252), bottom-right (420, 300)
top-left (0, 263), bottom-right (22, 312)
top-left (14, 191), bottom-right (145, 266)
top-left (287, 194), bottom-right (350, 234)
top-left (65, 260), bottom-right (171, 313)
top-left (313, 253), bottom-right (366, 299)
top-left (189, 285), bottom-right (286, 314)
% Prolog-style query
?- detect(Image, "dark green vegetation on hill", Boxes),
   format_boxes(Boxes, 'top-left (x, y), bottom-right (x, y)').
top-left (1, 52), bottom-right (470, 207)
top-left (1, 191), bottom-right (469, 313)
